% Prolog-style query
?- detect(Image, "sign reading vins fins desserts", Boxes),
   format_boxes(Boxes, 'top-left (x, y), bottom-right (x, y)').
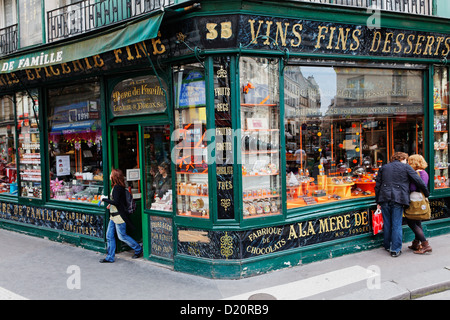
top-left (214, 57), bottom-right (234, 219)
top-left (201, 15), bottom-right (450, 60)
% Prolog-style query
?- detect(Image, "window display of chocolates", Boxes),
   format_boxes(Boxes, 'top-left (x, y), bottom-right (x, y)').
top-left (243, 199), bottom-right (279, 217)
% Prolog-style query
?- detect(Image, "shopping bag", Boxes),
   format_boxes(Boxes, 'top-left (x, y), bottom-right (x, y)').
top-left (372, 207), bottom-right (383, 235)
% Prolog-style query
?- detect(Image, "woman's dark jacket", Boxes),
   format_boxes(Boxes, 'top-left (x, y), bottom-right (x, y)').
top-left (375, 160), bottom-right (430, 206)
top-left (102, 185), bottom-right (134, 229)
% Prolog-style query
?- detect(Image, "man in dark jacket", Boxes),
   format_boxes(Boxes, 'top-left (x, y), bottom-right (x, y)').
top-left (375, 152), bottom-right (430, 257)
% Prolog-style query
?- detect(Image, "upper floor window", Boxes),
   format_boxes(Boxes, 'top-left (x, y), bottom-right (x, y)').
top-left (19, 0), bottom-right (42, 47)
top-left (0, 0), bottom-right (17, 28)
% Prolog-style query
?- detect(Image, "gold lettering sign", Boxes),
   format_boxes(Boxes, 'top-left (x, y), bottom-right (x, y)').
top-left (205, 16), bottom-right (450, 60)
top-left (0, 201), bottom-right (103, 238)
top-left (111, 75), bottom-right (167, 116)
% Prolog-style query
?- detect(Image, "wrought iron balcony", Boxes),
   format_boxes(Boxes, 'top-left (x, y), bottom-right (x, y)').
top-left (0, 24), bottom-right (18, 56)
top-left (47, 0), bottom-right (174, 43)
top-left (300, 0), bottom-right (433, 15)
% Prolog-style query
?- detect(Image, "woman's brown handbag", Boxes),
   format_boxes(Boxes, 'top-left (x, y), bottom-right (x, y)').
top-left (404, 191), bottom-right (431, 220)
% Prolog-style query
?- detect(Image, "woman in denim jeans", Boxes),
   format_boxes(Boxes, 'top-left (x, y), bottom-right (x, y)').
top-left (99, 168), bottom-right (142, 263)
top-left (375, 152), bottom-right (430, 257)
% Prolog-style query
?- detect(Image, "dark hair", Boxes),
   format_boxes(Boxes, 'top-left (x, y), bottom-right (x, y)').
top-left (158, 162), bottom-right (168, 172)
top-left (110, 168), bottom-right (125, 187)
top-left (391, 152), bottom-right (408, 162)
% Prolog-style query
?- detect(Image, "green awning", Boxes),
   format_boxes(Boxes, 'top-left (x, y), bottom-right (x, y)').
top-left (0, 11), bottom-right (164, 74)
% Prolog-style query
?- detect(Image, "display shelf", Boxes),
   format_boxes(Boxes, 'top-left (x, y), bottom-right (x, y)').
top-left (17, 91), bottom-right (41, 199)
top-left (433, 67), bottom-right (449, 190)
top-left (239, 57), bottom-right (281, 219)
top-left (174, 84), bottom-right (209, 219)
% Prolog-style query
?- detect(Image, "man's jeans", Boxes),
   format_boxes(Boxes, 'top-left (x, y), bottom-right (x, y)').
top-left (105, 219), bottom-right (142, 262)
top-left (380, 202), bottom-right (404, 253)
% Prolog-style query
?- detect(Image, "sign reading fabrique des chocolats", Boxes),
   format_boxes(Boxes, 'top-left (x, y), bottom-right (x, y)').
top-left (178, 209), bottom-right (371, 260)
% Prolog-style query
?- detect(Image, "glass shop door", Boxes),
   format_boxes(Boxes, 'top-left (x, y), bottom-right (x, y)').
top-left (111, 125), bottom-right (142, 245)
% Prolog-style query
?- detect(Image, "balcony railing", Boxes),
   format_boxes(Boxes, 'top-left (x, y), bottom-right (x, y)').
top-left (47, 0), bottom-right (174, 42)
top-left (0, 24), bottom-right (18, 56)
top-left (300, 0), bottom-right (433, 15)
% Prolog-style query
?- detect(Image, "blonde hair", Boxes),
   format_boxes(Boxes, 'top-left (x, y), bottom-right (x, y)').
top-left (408, 154), bottom-right (428, 170)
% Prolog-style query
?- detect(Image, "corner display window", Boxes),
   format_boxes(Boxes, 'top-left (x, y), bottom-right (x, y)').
top-left (284, 66), bottom-right (424, 209)
top-left (240, 57), bottom-right (281, 218)
top-left (48, 82), bottom-right (103, 204)
top-left (173, 63), bottom-right (209, 219)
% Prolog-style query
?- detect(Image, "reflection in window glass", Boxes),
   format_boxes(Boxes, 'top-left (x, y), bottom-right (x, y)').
top-left (284, 66), bottom-right (424, 209)
top-left (144, 125), bottom-right (172, 211)
top-left (48, 82), bottom-right (103, 203)
top-left (173, 63), bottom-right (209, 219)
top-left (0, 95), bottom-right (16, 195)
top-left (240, 57), bottom-right (281, 218)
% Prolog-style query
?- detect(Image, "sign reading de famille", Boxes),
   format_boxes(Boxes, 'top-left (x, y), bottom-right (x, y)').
top-left (1, 51), bottom-right (64, 72)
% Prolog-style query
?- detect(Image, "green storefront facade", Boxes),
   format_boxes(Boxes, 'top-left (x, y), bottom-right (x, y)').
top-left (0, 0), bottom-right (450, 278)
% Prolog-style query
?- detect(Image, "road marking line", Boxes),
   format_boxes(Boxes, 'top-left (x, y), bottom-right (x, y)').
top-left (0, 287), bottom-right (27, 300)
top-left (224, 265), bottom-right (378, 300)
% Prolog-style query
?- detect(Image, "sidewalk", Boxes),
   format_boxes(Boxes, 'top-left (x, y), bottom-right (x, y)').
top-left (1, 228), bottom-right (449, 300)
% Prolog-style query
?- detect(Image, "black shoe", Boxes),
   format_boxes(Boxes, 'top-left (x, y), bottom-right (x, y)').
top-left (132, 252), bottom-right (143, 259)
top-left (99, 258), bottom-right (114, 263)
top-left (391, 251), bottom-right (402, 257)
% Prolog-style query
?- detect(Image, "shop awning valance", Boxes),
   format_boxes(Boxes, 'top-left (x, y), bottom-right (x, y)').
top-left (0, 11), bottom-right (164, 74)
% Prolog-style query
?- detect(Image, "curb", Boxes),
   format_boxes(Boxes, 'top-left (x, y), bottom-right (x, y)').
top-left (333, 267), bottom-right (450, 300)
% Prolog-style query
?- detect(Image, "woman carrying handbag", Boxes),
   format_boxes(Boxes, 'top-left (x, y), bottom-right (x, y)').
top-left (405, 154), bottom-right (432, 254)
top-left (99, 168), bottom-right (143, 263)
top-left (375, 152), bottom-right (430, 257)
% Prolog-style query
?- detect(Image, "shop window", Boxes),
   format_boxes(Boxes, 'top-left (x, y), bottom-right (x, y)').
top-left (173, 63), bottom-right (209, 219)
top-left (17, 90), bottom-right (41, 199)
top-left (433, 66), bottom-right (449, 189)
top-left (143, 125), bottom-right (172, 211)
top-left (48, 82), bottom-right (103, 203)
top-left (110, 75), bottom-right (167, 117)
top-left (240, 57), bottom-right (281, 218)
top-left (0, 95), bottom-right (16, 195)
top-left (284, 66), bottom-right (424, 209)
top-left (18, 0), bottom-right (42, 47)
